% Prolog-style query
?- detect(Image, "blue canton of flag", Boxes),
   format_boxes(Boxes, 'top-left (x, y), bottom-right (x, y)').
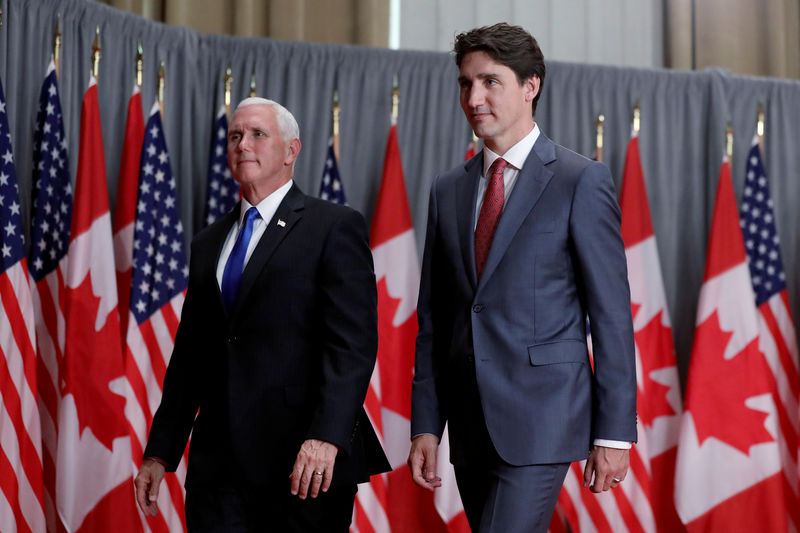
top-left (29, 62), bottom-right (72, 282)
top-left (319, 137), bottom-right (347, 205)
top-left (204, 106), bottom-right (238, 226)
top-left (0, 79), bottom-right (25, 274)
top-left (740, 138), bottom-right (786, 306)
top-left (131, 102), bottom-right (189, 324)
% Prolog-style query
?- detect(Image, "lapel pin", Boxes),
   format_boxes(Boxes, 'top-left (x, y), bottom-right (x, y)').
top-left (277, 219), bottom-right (286, 227)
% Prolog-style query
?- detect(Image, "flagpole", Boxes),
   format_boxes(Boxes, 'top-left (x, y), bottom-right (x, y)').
top-left (91, 26), bottom-right (101, 79)
top-left (757, 103), bottom-right (765, 153)
top-left (224, 66), bottom-right (232, 118)
top-left (633, 103), bottom-right (641, 135)
top-left (136, 42), bottom-right (143, 89)
top-left (726, 121), bottom-right (734, 176)
top-left (249, 71), bottom-right (257, 98)
top-left (158, 61), bottom-right (165, 118)
top-left (53, 15), bottom-right (62, 80)
top-left (595, 113), bottom-right (605, 163)
top-left (391, 75), bottom-right (399, 124)
top-left (332, 90), bottom-right (340, 161)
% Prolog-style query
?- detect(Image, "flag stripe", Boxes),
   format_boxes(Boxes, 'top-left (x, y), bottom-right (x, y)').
top-left (1, 273), bottom-right (40, 408)
top-left (0, 445), bottom-right (34, 533)
top-left (138, 319), bottom-right (167, 391)
top-left (760, 302), bottom-right (800, 400)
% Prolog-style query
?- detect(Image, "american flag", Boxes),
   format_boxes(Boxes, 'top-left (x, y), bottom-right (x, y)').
top-left (0, 74), bottom-right (46, 532)
top-left (319, 137), bottom-right (347, 205)
top-left (740, 136), bottom-right (800, 526)
top-left (124, 101), bottom-right (189, 533)
top-left (204, 105), bottom-right (238, 226)
top-left (28, 60), bottom-right (72, 533)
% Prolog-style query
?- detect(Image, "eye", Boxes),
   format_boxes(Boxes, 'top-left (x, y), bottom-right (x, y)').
top-left (485, 78), bottom-right (498, 87)
top-left (228, 132), bottom-right (241, 143)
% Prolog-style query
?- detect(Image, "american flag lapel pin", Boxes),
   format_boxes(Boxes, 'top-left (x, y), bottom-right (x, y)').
top-left (277, 219), bottom-right (286, 227)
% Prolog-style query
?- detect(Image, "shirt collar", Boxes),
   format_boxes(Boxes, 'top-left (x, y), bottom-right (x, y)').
top-left (239, 179), bottom-right (294, 224)
top-left (483, 123), bottom-right (540, 175)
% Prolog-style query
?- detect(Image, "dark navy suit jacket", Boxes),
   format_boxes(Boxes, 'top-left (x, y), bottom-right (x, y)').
top-left (411, 133), bottom-right (637, 466)
top-left (145, 184), bottom-right (389, 489)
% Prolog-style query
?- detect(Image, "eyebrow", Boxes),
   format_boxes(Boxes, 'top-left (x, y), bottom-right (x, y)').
top-left (458, 72), bottom-right (500, 83)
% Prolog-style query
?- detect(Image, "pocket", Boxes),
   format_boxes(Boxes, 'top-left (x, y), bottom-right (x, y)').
top-left (528, 339), bottom-right (587, 366)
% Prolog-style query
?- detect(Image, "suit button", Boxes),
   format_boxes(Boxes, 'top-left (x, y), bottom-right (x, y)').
top-left (466, 355), bottom-right (474, 363)
top-left (228, 335), bottom-right (238, 344)
top-left (472, 304), bottom-right (484, 313)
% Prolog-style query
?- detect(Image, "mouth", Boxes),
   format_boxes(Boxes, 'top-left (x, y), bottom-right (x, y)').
top-left (469, 112), bottom-right (491, 122)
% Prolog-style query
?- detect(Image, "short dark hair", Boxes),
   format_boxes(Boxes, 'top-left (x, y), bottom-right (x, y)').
top-left (454, 23), bottom-right (546, 116)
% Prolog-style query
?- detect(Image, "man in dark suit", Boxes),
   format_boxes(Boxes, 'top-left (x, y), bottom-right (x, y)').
top-left (134, 97), bottom-right (389, 532)
top-left (408, 23), bottom-right (637, 532)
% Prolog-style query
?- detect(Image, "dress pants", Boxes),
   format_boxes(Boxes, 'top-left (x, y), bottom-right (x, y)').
top-left (452, 355), bottom-right (570, 533)
top-left (185, 479), bottom-right (357, 533)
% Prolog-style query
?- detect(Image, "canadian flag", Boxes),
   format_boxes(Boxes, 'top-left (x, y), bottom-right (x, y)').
top-left (112, 84), bottom-right (144, 343)
top-left (351, 124), bottom-right (467, 532)
top-left (675, 155), bottom-right (790, 531)
top-left (556, 131), bottom-right (682, 533)
top-left (59, 76), bottom-right (141, 532)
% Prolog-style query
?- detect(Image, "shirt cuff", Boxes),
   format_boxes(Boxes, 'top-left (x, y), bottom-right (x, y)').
top-left (593, 439), bottom-right (632, 449)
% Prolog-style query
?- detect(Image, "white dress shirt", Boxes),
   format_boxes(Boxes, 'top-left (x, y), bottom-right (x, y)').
top-left (473, 125), bottom-right (631, 451)
top-left (215, 179), bottom-right (294, 289)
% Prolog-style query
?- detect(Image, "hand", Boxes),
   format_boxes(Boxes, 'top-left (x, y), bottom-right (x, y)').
top-left (135, 457), bottom-right (166, 516)
top-left (407, 434), bottom-right (442, 491)
top-left (290, 439), bottom-right (338, 499)
top-left (583, 445), bottom-right (629, 493)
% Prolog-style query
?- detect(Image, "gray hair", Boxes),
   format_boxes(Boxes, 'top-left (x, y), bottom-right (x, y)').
top-left (235, 97), bottom-right (300, 142)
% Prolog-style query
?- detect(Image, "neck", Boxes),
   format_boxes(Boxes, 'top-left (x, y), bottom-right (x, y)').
top-left (484, 121), bottom-right (535, 155)
top-left (242, 175), bottom-right (291, 205)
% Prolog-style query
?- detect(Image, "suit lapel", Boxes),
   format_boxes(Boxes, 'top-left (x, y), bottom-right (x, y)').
top-left (476, 133), bottom-right (556, 292)
top-left (456, 154), bottom-right (484, 291)
top-left (229, 184), bottom-right (305, 318)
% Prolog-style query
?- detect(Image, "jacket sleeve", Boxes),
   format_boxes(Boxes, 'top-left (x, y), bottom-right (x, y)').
top-left (305, 209), bottom-right (378, 454)
top-left (570, 161), bottom-right (638, 443)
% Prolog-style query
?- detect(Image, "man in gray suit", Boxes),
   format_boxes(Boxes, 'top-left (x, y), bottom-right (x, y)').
top-left (408, 23), bottom-right (637, 532)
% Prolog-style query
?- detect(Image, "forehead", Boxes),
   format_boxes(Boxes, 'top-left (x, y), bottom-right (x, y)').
top-left (230, 104), bottom-right (276, 129)
top-left (458, 50), bottom-right (514, 79)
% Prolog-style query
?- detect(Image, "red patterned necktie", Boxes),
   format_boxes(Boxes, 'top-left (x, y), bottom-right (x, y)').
top-left (475, 157), bottom-right (508, 279)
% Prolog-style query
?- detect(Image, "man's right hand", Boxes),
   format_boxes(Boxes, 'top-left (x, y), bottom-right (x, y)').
top-left (135, 457), bottom-right (166, 516)
top-left (408, 433), bottom-right (442, 491)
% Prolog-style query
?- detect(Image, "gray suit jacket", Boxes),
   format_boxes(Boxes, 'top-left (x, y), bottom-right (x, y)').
top-left (411, 132), bottom-right (637, 466)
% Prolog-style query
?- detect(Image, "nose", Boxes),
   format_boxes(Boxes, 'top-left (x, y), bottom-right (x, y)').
top-left (466, 84), bottom-right (484, 108)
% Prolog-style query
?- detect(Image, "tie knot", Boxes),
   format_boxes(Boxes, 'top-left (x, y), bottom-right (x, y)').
top-left (243, 206), bottom-right (260, 226)
top-left (490, 157), bottom-right (508, 177)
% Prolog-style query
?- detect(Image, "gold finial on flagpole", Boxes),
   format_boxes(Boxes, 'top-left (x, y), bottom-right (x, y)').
top-left (757, 103), bottom-right (765, 152)
top-left (726, 122), bottom-right (733, 161)
top-left (391, 75), bottom-right (399, 124)
top-left (158, 61), bottom-right (166, 116)
top-left (633, 103), bottom-right (641, 135)
top-left (91, 26), bottom-right (101, 79)
top-left (224, 66), bottom-right (232, 117)
top-left (136, 42), bottom-right (143, 89)
top-left (54, 16), bottom-right (62, 80)
top-left (471, 131), bottom-right (479, 155)
top-left (332, 90), bottom-right (341, 161)
top-left (249, 72), bottom-right (257, 97)
top-left (595, 113), bottom-right (605, 163)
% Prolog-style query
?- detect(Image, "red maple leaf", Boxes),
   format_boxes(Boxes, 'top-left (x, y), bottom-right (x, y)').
top-left (376, 277), bottom-right (418, 420)
top-left (686, 310), bottom-right (775, 454)
top-left (62, 273), bottom-right (128, 451)
top-left (633, 306), bottom-right (677, 427)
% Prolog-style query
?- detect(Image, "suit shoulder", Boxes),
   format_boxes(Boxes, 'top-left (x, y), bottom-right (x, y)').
top-left (303, 195), bottom-right (367, 225)
top-left (550, 143), bottom-right (611, 183)
top-left (436, 152), bottom-right (480, 188)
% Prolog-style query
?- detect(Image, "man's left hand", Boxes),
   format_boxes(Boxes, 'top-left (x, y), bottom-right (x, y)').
top-left (583, 445), bottom-right (629, 493)
top-left (290, 439), bottom-right (338, 499)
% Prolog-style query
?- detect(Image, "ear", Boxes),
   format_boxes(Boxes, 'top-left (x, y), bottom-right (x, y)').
top-left (524, 75), bottom-right (540, 103)
top-left (285, 138), bottom-right (302, 166)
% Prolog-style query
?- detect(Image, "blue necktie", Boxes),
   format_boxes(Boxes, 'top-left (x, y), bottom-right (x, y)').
top-left (221, 206), bottom-right (260, 311)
